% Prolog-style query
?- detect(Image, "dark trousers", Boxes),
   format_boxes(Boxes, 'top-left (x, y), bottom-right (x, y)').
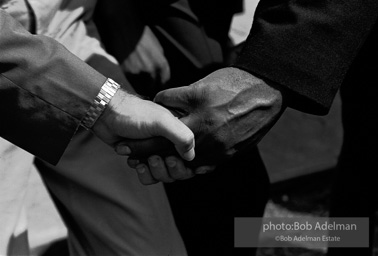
top-left (166, 148), bottom-right (270, 256)
top-left (328, 23), bottom-right (378, 256)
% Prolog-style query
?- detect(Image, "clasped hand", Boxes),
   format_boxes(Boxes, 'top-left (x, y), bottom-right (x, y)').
top-left (116, 67), bottom-right (286, 185)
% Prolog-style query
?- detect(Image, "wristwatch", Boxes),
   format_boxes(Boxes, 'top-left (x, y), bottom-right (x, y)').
top-left (80, 78), bottom-right (120, 129)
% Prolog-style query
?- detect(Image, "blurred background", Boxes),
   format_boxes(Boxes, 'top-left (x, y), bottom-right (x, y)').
top-left (26, 1), bottom-right (352, 255)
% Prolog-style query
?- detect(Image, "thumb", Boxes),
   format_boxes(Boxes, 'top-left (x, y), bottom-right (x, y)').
top-left (115, 114), bottom-right (195, 161)
top-left (155, 113), bottom-right (195, 161)
top-left (154, 86), bottom-right (193, 112)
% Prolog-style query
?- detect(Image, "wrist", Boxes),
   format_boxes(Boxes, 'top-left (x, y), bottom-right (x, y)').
top-left (92, 87), bottom-right (143, 138)
top-left (80, 78), bottom-right (120, 130)
top-left (230, 67), bottom-right (287, 111)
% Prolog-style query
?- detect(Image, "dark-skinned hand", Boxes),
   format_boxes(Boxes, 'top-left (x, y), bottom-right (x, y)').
top-left (116, 67), bottom-right (286, 185)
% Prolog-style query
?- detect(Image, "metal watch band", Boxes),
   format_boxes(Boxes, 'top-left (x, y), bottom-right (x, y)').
top-left (80, 78), bottom-right (120, 130)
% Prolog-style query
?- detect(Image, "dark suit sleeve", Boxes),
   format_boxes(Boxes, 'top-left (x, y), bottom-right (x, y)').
top-left (233, 0), bottom-right (378, 115)
top-left (0, 10), bottom-right (107, 164)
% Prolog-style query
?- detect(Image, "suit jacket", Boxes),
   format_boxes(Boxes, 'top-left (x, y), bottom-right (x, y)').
top-left (0, 10), bottom-right (106, 164)
top-left (233, 0), bottom-right (378, 115)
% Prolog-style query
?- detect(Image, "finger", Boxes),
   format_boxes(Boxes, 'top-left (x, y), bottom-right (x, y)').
top-left (154, 86), bottom-right (193, 112)
top-left (165, 156), bottom-right (195, 180)
top-left (116, 138), bottom-right (174, 158)
top-left (115, 144), bottom-right (132, 156)
top-left (159, 61), bottom-right (171, 84)
top-left (122, 55), bottom-right (143, 74)
top-left (135, 164), bottom-right (159, 185)
top-left (148, 156), bottom-right (175, 183)
top-left (140, 50), bottom-right (157, 80)
top-left (127, 158), bottom-right (140, 168)
top-left (157, 113), bottom-right (195, 161)
top-left (195, 165), bottom-right (216, 175)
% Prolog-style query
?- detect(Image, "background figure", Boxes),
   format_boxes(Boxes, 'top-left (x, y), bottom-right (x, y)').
top-left (95, 0), bottom-right (268, 255)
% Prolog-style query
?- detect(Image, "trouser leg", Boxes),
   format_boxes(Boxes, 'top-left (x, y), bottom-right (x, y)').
top-left (166, 147), bottom-right (270, 256)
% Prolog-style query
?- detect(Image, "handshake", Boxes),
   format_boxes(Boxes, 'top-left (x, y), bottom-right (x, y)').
top-left (93, 68), bottom-right (285, 185)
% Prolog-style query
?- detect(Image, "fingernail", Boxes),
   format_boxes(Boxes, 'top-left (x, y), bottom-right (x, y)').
top-left (136, 165), bottom-right (146, 174)
top-left (166, 158), bottom-right (176, 168)
top-left (149, 157), bottom-right (159, 167)
top-left (183, 149), bottom-right (195, 161)
top-left (116, 145), bottom-right (131, 155)
top-left (128, 159), bottom-right (139, 166)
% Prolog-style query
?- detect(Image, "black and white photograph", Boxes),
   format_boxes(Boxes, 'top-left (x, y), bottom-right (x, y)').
top-left (0, 0), bottom-right (377, 255)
